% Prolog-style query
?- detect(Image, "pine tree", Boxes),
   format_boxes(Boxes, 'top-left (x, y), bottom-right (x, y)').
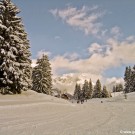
top-left (32, 55), bottom-right (52, 95)
top-left (124, 66), bottom-right (132, 93)
top-left (0, 0), bottom-right (31, 94)
top-left (102, 85), bottom-right (109, 98)
top-left (92, 79), bottom-right (102, 98)
top-left (74, 83), bottom-right (81, 100)
top-left (88, 79), bottom-right (93, 99)
top-left (131, 65), bottom-right (135, 92)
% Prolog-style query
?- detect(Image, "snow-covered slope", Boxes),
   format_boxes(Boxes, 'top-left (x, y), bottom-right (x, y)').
top-left (0, 91), bottom-right (135, 135)
top-left (0, 90), bottom-right (69, 107)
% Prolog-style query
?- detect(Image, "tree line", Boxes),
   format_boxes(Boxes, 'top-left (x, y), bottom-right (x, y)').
top-left (74, 79), bottom-right (111, 103)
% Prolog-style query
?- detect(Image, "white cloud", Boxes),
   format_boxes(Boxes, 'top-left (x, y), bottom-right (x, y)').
top-left (107, 38), bottom-right (135, 64)
top-left (51, 37), bottom-right (135, 79)
top-left (106, 77), bottom-right (124, 85)
top-left (50, 6), bottom-right (105, 36)
top-left (126, 36), bottom-right (135, 42)
top-left (37, 50), bottom-right (51, 58)
top-left (111, 26), bottom-right (120, 35)
top-left (110, 26), bottom-right (122, 39)
top-left (63, 52), bottom-right (79, 61)
top-left (88, 43), bottom-right (103, 54)
top-left (54, 36), bottom-right (61, 40)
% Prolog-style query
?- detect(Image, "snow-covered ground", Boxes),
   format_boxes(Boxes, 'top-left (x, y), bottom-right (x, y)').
top-left (0, 90), bottom-right (135, 135)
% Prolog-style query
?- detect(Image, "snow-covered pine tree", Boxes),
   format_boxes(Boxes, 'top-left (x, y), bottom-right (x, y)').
top-left (0, 0), bottom-right (31, 94)
top-left (102, 85), bottom-right (109, 98)
top-left (32, 55), bottom-right (52, 95)
top-left (88, 79), bottom-right (93, 99)
top-left (74, 83), bottom-right (81, 100)
top-left (124, 66), bottom-right (132, 93)
top-left (92, 79), bottom-right (102, 98)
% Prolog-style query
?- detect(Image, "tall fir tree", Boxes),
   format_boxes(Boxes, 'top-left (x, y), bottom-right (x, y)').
top-left (88, 79), bottom-right (93, 99)
top-left (131, 65), bottom-right (135, 92)
top-left (74, 83), bottom-right (81, 100)
top-left (32, 55), bottom-right (52, 95)
top-left (0, 0), bottom-right (31, 94)
top-left (124, 66), bottom-right (132, 93)
top-left (92, 79), bottom-right (102, 98)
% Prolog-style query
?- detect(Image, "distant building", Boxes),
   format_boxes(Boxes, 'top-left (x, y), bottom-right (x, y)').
top-left (61, 93), bottom-right (73, 100)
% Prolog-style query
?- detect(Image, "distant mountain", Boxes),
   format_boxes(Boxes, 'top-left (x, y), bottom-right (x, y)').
top-left (52, 73), bottom-right (94, 94)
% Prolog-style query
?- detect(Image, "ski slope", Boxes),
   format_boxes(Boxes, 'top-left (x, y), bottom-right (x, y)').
top-left (0, 90), bottom-right (135, 135)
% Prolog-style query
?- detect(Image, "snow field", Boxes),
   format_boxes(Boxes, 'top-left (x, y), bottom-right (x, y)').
top-left (0, 90), bottom-right (135, 135)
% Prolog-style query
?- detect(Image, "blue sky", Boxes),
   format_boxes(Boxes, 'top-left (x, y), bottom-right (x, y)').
top-left (12, 0), bottom-right (135, 83)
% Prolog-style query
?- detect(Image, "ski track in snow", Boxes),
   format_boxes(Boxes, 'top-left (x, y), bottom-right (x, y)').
top-left (0, 91), bottom-right (135, 135)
